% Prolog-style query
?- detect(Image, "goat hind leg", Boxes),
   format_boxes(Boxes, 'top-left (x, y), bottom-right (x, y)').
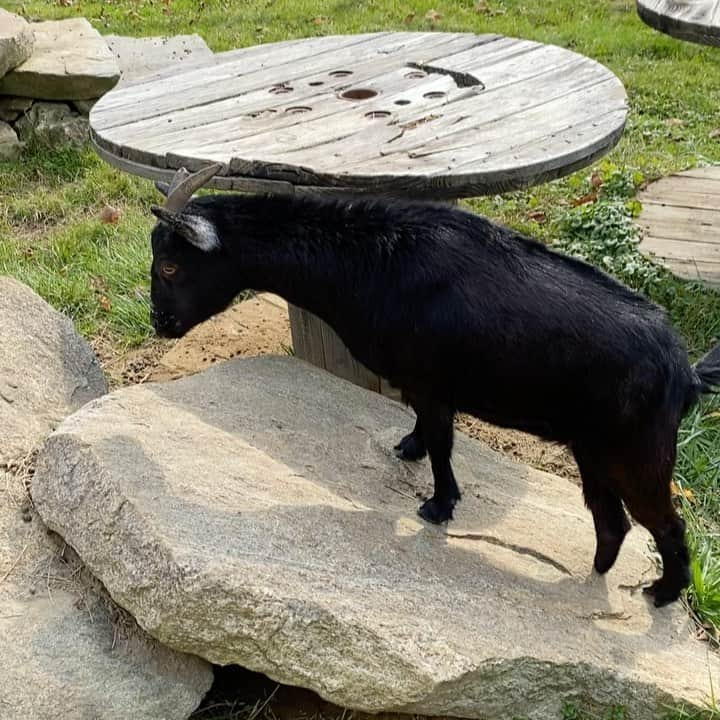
top-left (620, 455), bottom-right (690, 607)
top-left (573, 447), bottom-right (631, 574)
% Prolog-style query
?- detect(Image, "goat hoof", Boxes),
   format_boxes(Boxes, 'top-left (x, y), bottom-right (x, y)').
top-left (643, 578), bottom-right (681, 607)
top-left (417, 497), bottom-right (455, 524)
top-left (394, 433), bottom-right (427, 461)
top-left (593, 537), bottom-right (625, 575)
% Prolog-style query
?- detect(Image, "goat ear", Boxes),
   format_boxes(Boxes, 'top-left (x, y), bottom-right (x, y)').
top-left (150, 206), bottom-right (220, 253)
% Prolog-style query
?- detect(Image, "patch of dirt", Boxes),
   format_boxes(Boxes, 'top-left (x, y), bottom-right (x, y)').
top-left (148, 293), bottom-right (292, 383)
top-left (105, 293), bottom-right (578, 482)
top-left (456, 414), bottom-right (580, 483)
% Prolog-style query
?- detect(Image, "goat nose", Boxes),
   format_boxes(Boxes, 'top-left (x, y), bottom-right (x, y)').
top-left (151, 308), bottom-right (173, 328)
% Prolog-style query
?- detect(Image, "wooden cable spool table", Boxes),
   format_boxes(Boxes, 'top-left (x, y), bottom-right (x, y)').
top-left (637, 0), bottom-right (720, 46)
top-left (91, 31), bottom-right (628, 393)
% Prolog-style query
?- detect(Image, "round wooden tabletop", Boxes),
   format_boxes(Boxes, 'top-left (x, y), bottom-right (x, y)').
top-left (637, 0), bottom-right (720, 46)
top-left (90, 32), bottom-right (628, 199)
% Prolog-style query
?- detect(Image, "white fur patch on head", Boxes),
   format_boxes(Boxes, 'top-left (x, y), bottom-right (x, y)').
top-left (183, 214), bottom-right (220, 252)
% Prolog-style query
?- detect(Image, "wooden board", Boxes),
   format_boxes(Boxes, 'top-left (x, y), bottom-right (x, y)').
top-left (90, 32), bottom-right (628, 199)
top-left (638, 167), bottom-right (720, 285)
top-left (637, 0), bottom-right (720, 46)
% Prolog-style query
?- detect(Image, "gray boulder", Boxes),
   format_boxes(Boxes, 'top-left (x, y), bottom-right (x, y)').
top-left (0, 473), bottom-right (212, 720)
top-left (72, 98), bottom-right (97, 116)
top-left (0, 120), bottom-right (21, 160)
top-left (0, 9), bottom-right (34, 79)
top-left (0, 277), bottom-right (105, 466)
top-left (0, 18), bottom-right (119, 99)
top-left (0, 277), bottom-right (213, 719)
top-left (15, 101), bottom-right (88, 148)
top-left (0, 95), bottom-right (32, 122)
top-left (32, 355), bottom-right (720, 720)
top-left (104, 34), bottom-right (213, 86)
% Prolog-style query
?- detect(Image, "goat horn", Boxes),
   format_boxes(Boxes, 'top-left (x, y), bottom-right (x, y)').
top-left (155, 167), bottom-right (190, 198)
top-left (163, 162), bottom-right (224, 212)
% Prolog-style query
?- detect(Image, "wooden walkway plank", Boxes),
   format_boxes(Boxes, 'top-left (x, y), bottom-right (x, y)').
top-left (639, 167), bottom-right (720, 285)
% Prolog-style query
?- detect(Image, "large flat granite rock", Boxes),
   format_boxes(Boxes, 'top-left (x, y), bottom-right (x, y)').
top-left (32, 356), bottom-right (719, 720)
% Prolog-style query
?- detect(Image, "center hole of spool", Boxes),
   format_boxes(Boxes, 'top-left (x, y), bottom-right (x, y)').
top-left (341, 88), bottom-right (378, 100)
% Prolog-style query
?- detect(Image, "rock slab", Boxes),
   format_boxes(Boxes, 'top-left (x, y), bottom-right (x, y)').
top-left (104, 34), bottom-right (213, 85)
top-left (0, 276), bottom-right (106, 465)
top-left (15, 101), bottom-right (88, 147)
top-left (0, 9), bottom-right (34, 79)
top-left (0, 95), bottom-right (32, 122)
top-left (0, 474), bottom-right (213, 720)
top-left (0, 277), bottom-right (212, 719)
top-left (0, 18), bottom-right (119, 99)
top-left (33, 355), bottom-right (720, 720)
top-left (0, 120), bottom-right (21, 160)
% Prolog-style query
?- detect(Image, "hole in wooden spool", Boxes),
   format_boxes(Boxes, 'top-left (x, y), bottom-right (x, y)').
top-left (394, 99), bottom-right (411, 105)
top-left (329, 70), bottom-right (353, 77)
top-left (269, 84), bottom-right (293, 94)
top-left (365, 110), bottom-right (391, 119)
top-left (285, 106), bottom-right (312, 114)
top-left (405, 71), bottom-right (427, 79)
top-left (423, 91), bottom-right (446, 99)
top-left (341, 88), bottom-right (378, 100)
top-left (308, 81), bottom-right (324, 86)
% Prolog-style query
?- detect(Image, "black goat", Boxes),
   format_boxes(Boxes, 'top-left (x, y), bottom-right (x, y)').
top-left (149, 164), bottom-right (720, 607)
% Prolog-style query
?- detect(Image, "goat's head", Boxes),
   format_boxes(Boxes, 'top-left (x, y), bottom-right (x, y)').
top-left (149, 163), bottom-right (237, 338)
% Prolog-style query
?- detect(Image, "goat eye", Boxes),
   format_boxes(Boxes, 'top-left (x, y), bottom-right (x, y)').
top-left (161, 262), bottom-right (178, 278)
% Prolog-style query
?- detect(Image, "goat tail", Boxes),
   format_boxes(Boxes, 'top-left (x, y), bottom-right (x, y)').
top-left (693, 343), bottom-right (720, 394)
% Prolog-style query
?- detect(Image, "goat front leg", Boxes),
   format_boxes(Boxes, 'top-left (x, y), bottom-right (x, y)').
top-left (414, 400), bottom-right (461, 524)
top-left (394, 415), bottom-right (427, 461)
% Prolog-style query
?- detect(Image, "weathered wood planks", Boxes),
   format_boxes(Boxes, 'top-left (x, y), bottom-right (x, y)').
top-left (90, 32), bottom-right (628, 199)
top-left (638, 167), bottom-right (720, 286)
top-left (637, 0), bottom-right (720, 46)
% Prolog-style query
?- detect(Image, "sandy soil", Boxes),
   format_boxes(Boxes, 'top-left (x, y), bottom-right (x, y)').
top-left (105, 294), bottom-right (579, 482)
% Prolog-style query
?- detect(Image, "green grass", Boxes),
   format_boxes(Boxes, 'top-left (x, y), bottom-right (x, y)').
top-left (1, 0), bottom-right (720, 717)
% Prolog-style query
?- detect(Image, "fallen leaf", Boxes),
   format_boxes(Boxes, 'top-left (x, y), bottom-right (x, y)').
top-left (527, 210), bottom-right (547, 224)
top-left (425, 8), bottom-right (442, 23)
top-left (312, 15), bottom-right (328, 25)
top-left (670, 480), bottom-right (696, 502)
top-left (58, 0), bottom-right (73, 5)
top-left (99, 296), bottom-right (112, 313)
top-left (664, 117), bottom-right (684, 127)
top-left (100, 206), bottom-right (121, 224)
top-left (710, 128), bottom-right (720, 139)
top-left (405, 11), bottom-right (416, 23)
top-left (571, 192), bottom-right (597, 207)
top-left (590, 172), bottom-right (603, 188)
top-left (475, 0), bottom-right (489, 12)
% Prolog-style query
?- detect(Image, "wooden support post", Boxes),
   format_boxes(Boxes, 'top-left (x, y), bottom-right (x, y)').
top-left (288, 200), bottom-right (458, 399)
